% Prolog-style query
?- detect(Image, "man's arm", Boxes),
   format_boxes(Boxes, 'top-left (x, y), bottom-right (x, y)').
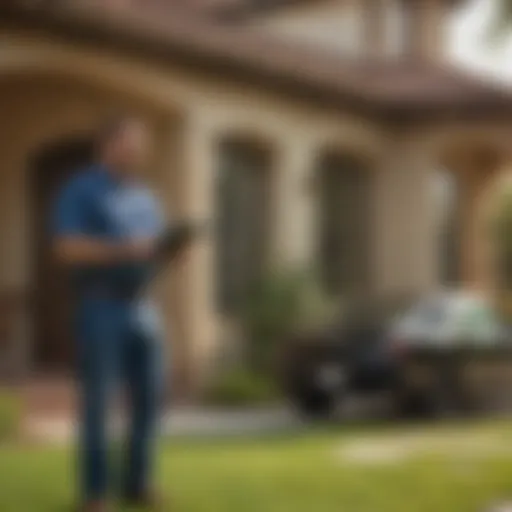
top-left (51, 177), bottom-right (155, 267)
top-left (53, 237), bottom-right (154, 266)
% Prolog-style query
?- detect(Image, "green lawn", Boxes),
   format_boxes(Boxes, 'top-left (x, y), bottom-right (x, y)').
top-left (3, 420), bottom-right (512, 511)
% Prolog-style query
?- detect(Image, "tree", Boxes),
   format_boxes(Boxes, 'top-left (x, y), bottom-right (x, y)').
top-left (490, 0), bottom-right (512, 38)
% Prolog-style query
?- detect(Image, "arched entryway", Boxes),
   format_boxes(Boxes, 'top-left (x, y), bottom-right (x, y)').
top-left (29, 136), bottom-right (95, 370)
top-left (430, 167), bottom-right (463, 287)
top-left (0, 72), bottom-right (187, 392)
top-left (438, 143), bottom-right (506, 290)
top-left (428, 141), bottom-right (509, 291)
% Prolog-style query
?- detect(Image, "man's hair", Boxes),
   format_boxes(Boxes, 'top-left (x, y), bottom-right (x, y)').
top-left (95, 114), bottom-right (142, 153)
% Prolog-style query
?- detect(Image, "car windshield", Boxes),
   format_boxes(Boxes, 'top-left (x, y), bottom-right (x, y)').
top-left (397, 294), bottom-right (504, 343)
top-left (454, 299), bottom-right (498, 330)
top-left (405, 298), bottom-right (448, 328)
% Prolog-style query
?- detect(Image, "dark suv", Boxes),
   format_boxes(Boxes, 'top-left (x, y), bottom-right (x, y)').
top-left (281, 292), bottom-right (512, 419)
top-left (279, 294), bottom-right (413, 418)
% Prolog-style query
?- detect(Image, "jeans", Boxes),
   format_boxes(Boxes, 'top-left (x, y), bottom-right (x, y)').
top-left (75, 296), bottom-right (165, 501)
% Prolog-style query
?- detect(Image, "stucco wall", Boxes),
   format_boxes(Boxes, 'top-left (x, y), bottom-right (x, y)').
top-left (247, 0), bottom-right (449, 60)
top-left (248, 0), bottom-right (364, 56)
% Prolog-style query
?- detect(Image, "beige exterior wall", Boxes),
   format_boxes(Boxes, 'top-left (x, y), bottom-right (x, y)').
top-left (413, 0), bottom-right (447, 60)
top-left (0, 27), bottom-right (510, 395)
top-left (248, 0), bottom-right (364, 56)
top-left (247, 0), bottom-right (450, 60)
top-left (372, 134), bottom-right (440, 294)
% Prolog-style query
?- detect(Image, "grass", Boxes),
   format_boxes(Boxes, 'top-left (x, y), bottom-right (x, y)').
top-left (2, 420), bottom-right (512, 511)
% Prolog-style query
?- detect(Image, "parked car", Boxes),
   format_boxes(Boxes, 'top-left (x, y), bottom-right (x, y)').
top-left (390, 292), bottom-right (506, 349)
top-left (281, 292), bottom-right (512, 419)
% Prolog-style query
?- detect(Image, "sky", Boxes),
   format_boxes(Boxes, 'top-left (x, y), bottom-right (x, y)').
top-left (449, 0), bottom-right (512, 82)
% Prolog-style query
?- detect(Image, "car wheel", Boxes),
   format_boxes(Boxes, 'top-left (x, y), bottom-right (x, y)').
top-left (394, 386), bottom-right (437, 419)
top-left (394, 389), bottom-right (423, 418)
top-left (293, 386), bottom-right (337, 419)
top-left (395, 384), bottom-right (459, 419)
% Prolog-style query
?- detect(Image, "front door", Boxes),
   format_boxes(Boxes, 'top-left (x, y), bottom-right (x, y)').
top-left (31, 138), bottom-right (94, 370)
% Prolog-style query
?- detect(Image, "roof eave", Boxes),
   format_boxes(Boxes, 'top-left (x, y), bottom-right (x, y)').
top-left (0, 4), bottom-right (392, 121)
top-left (1, 3), bottom-right (512, 128)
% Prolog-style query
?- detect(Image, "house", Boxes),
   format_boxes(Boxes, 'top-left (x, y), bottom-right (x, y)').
top-left (1, 0), bottom-right (512, 399)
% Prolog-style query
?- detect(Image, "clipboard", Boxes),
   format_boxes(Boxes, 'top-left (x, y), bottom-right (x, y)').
top-left (155, 221), bottom-right (207, 261)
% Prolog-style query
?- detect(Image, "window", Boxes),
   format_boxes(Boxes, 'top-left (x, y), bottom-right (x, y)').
top-left (215, 139), bottom-right (271, 315)
top-left (317, 152), bottom-right (371, 296)
top-left (432, 169), bottom-right (462, 285)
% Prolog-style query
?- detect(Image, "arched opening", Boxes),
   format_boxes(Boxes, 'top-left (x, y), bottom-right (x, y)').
top-left (432, 143), bottom-right (506, 290)
top-left (0, 63), bottom-right (191, 396)
top-left (316, 151), bottom-right (372, 297)
top-left (215, 137), bottom-right (273, 316)
top-left (29, 136), bottom-right (95, 370)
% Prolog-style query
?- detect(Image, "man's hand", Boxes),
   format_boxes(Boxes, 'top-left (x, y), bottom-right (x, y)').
top-left (53, 237), bottom-right (158, 266)
top-left (125, 238), bottom-right (157, 262)
top-left (173, 244), bottom-right (192, 266)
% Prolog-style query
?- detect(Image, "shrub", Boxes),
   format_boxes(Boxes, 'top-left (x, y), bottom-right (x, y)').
top-left (242, 269), bottom-right (338, 371)
top-left (0, 390), bottom-right (21, 442)
top-left (205, 369), bottom-right (280, 408)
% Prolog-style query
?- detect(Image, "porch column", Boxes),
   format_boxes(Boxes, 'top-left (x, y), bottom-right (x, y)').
top-left (373, 142), bottom-right (438, 294)
top-left (173, 113), bottom-right (218, 397)
top-left (459, 167), bottom-right (483, 288)
top-left (270, 136), bottom-right (316, 270)
top-left (458, 153), bottom-right (505, 290)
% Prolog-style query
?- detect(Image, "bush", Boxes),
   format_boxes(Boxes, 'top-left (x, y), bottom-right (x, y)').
top-left (242, 269), bottom-right (338, 371)
top-left (205, 369), bottom-right (280, 408)
top-left (0, 390), bottom-right (21, 442)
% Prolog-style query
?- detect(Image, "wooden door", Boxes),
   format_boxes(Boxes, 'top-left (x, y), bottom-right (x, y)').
top-left (31, 138), bottom-right (94, 370)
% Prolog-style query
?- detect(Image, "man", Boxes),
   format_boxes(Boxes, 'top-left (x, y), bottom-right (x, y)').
top-left (52, 116), bottom-right (172, 512)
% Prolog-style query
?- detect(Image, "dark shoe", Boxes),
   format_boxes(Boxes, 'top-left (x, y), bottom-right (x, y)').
top-left (78, 500), bottom-right (110, 512)
top-left (123, 489), bottom-right (165, 510)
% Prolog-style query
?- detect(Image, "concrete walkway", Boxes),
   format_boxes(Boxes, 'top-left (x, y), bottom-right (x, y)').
top-left (20, 377), bottom-right (307, 443)
top-left (24, 406), bottom-right (305, 444)
top-left (162, 406), bottom-right (304, 436)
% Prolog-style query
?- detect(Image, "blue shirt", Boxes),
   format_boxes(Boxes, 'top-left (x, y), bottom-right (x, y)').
top-left (52, 165), bottom-right (164, 297)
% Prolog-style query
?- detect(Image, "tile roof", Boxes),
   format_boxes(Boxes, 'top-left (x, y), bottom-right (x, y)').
top-left (1, 1), bottom-right (511, 123)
